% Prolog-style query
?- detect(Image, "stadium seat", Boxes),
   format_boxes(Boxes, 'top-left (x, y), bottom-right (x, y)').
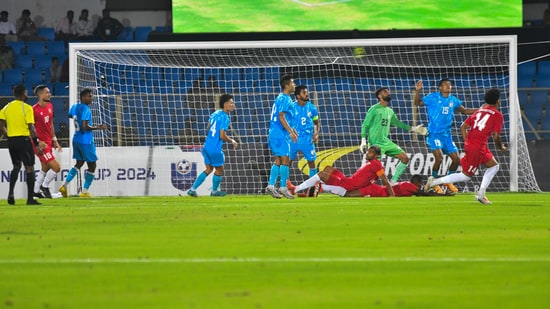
top-left (134, 26), bottom-right (153, 42)
top-left (518, 62), bottom-right (536, 77)
top-left (14, 55), bottom-right (34, 69)
top-left (535, 75), bottom-right (550, 88)
top-left (0, 83), bottom-right (13, 96)
top-left (26, 41), bottom-right (47, 56)
top-left (24, 69), bottom-right (46, 86)
top-left (37, 27), bottom-right (55, 41)
top-left (116, 27), bottom-right (134, 41)
top-left (34, 55), bottom-right (52, 70)
top-left (518, 76), bottom-right (534, 88)
top-left (54, 82), bottom-right (69, 96)
top-left (6, 41), bottom-right (25, 54)
top-left (530, 90), bottom-right (550, 105)
top-left (47, 41), bottom-right (66, 55)
top-left (3, 69), bottom-right (24, 84)
top-left (538, 61), bottom-right (550, 75)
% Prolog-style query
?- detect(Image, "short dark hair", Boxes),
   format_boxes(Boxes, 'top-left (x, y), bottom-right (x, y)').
top-left (80, 88), bottom-right (92, 100)
top-left (369, 145), bottom-right (381, 156)
top-left (374, 87), bottom-right (388, 99)
top-left (0, 11), bottom-right (8, 16)
top-left (294, 85), bottom-right (307, 97)
top-left (438, 78), bottom-right (451, 87)
top-left (280, 74), bottom-right (293, 89)
top-left (34, 84), bottom-right (47, 95)
top-left (484, 88), bottom-right (501, 105)
top-left (410, 174), bottom-right (423, 184)
top-left (13, 84), bottom-right (27, 98)
top-left (219, 93), bottom-right (233, 109)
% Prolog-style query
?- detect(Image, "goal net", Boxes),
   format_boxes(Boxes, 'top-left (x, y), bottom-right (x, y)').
top-left (69, 36), bottom-right (541, 196)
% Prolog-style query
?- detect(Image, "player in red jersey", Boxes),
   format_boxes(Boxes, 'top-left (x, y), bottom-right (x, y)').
top-left (32, 85), bottom-right (63, 198)
top-left (294, 145), bottom-right (395, 197)
top-left (345, 174), bottom-right (452, 197)
top-left (425, 88), bottom-right (507, 205)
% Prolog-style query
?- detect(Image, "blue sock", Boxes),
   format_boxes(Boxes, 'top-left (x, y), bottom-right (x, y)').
top-left (309, 167), bottom-right (318, 177)
top-left (268, 164), bottom-right (279, 186)
top-left (447, 170), bottom-right (456, 175)
top-left (65, 167), bottom-right (79, 184)
top-left (279, 165), bottom-right (289, 188)
top-left (83, 171), bottom-right (94, 190)
top-left (212, 174), bottom-right (222, 191)
top-left (191, 171), bottom-right (208, 190)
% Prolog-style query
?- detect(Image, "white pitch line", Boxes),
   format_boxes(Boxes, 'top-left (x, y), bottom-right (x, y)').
top-left (291, 0), bottom-right (351, 7)
top-left (0, 257), bottom-right (549, 264)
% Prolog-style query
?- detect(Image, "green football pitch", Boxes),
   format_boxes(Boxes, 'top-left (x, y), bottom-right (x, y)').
top-left (172, 0), bottom-right (522, 33)
top-left (1, 193), bottom-right (549, 308)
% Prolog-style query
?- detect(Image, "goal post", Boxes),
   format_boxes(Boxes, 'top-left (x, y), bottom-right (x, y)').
top-left (67, 35), bottom-right (541, 196)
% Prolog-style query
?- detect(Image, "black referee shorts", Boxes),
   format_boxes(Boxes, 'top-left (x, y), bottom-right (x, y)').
top-left (7, 136), bottom-right (36, 167)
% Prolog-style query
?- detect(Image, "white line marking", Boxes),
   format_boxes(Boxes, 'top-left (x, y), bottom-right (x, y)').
top-left (292, 0), bottom-right (351, 7)
top-left (0, 257), bottom-right (548, 264)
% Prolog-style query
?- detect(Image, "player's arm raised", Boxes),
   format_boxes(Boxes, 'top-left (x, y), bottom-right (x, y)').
top-left (413, 80), bottom-right (424, 106)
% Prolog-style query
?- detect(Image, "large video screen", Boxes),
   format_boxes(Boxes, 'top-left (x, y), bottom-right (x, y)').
top-left (172, 0), bottom-right (522, 33)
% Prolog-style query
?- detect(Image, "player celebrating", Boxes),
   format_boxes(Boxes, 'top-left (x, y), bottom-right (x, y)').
top-left (266, 74), bottom-right (297, 199)
top-left (32, 85), bottom-right (63, 199)
top-left (359, 87), bottom-right (426, 183)
top-left (413, 79), bottom-right (475, 194)
top-left (425, 88), bottom-right (507, 205)
top-left (187, 94), bottom-right (238, 197)
top-left (289, 84), bottom-right (320, 178)
top-left (294, 145), bottom-right (394, 197)
top-left (59, 88), bottom-right (108, 198)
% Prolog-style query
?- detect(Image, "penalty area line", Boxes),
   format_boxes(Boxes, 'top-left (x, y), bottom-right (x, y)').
top-left (0, 257), bottom-right (549, 264)
top-left (291, 0), bottom-right (351, 7)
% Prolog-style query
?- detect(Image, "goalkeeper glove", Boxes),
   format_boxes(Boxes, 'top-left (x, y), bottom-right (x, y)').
top-left (359, 138), bottom-right (367, 153)
top-left (410, 124), bottom-right (428, 136)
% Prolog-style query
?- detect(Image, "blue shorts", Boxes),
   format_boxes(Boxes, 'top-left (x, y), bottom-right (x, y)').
top-left (426, 132), bottom-right (458, 154)
top-left (290, 142), bottom-right (317, 161)
top-left (269, 136), bottom-right (290, 157)
top-left (202, 148), bottom-right (225, 167)
top-left (73, 142), bottom-right (98, 162)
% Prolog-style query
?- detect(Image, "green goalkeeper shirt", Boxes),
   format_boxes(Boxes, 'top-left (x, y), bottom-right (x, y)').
top-left (361, 102), bottom-right (410, 145)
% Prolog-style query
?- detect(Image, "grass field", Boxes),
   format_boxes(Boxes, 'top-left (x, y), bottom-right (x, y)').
top-left (172, 0), bottom-right (522, 33)
top-left (1, 193), bottom-right (549, 308)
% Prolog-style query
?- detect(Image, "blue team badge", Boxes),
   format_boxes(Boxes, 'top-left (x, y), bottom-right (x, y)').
top-left (171, 159), bottom-right (198, 190)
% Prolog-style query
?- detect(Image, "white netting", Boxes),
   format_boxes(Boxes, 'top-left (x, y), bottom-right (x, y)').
top-left (70, 37), bottom-right (541, 196)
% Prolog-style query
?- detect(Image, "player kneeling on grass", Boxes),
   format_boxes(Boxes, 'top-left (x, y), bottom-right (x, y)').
top-left (294, 145), bottom-right (394, 197)
top-left (424, 88), bottom-right (507, 205)
top-left (187, 94), bottom-right (238, 197)
top-left (344, 174), bottom-right (453, 197)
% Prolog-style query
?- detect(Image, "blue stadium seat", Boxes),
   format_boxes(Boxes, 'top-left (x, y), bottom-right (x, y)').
top-left (530, 90), bottom-right (549, 105)
top-left (535, 75), bottom-right (550, 88)
top-left (37, 27), bottom-right (55, 41)
top-left (263, 67), bottom-right (279, 81)
top-left (134, 26), bottom-right (152, 42)
top-left (116, 27), bottom-right (134, 41)
top-left (518, 62), bottom-right (536, 77)
top-left (518, 90), bottom-right (529, 105)
top-left (6, 41), bottom-right (25, 54)
top-left (24, 69), bottom-right (45, 86)
top-left (54, 82), bottom-right (69, 96)
top-left (518, 76), bottom-right (534, 88)
top-left (47, 41), bottom-right (66, 55)
top-left (26, 41), bottom-right (47, 56)
top-left (155, 26), bottom-right (171, 33)
top-left (14, 55), bottom-right (34, 69)
top-left (3, 69), bottom-right (24, 84)
top-left (537, 61), bottom-right (550, 75)
top-left (0, 83), bottom-right (13, 96)
top-left (34, 55), bottom-right (52, 70)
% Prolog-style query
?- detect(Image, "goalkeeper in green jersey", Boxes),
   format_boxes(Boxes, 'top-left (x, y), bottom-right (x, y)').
top-left (360, 87), bottom-right (427, 183)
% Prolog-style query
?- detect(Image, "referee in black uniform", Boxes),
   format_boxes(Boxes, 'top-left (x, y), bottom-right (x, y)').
top-left (0, 84), bottom-right (46, 205)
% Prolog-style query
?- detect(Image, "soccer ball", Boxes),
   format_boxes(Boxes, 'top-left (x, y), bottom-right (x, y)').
top-left (176, 159), bottom-right (192, 175)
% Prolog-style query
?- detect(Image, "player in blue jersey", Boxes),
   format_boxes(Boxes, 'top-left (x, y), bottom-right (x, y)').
top-left (413, 79), bottom-right (475, 194)
top-left (58, 88), bottom-right (108, 198)
top-left (286, 85), bottom-right (320, 193)
top-left (187, 94), bottom-right (238, 197)
top-left (266, 74), bottom-right (297, 199)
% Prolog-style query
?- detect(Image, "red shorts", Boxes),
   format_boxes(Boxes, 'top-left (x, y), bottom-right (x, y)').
top-left (358, 184), bottom-right (388, 197)
top-left (33, 143), bottom-right (56, 164)
top-left (326, 169), bottom-right (356, 191)
top-left (460, 143), bottom-right (493, 176)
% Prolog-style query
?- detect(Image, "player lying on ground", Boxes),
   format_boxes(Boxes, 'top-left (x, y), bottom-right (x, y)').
top-left (294, 145), bottom-right (394, 197)
top-left (344, 174), bottom-right (454, 197)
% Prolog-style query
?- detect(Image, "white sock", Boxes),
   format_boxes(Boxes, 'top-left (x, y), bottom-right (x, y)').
top-left (34, 170), bottom-right (46, 193)
top-left (295, 174), bottom-right (320, 192)
top-left (43, 169), bottom-right (58, 188)
top-left (432, 173), bottom-right (471, 186)
top-left (479, 164), bottom-right (499, 194)
top-left (321, 184), bottom-right (347, 197)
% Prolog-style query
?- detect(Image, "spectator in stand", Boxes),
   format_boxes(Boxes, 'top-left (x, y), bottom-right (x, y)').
top-left (0, 35), bottom-right (14, 70)
top-left (16, 9), bottom-right (39, 41)
top-left (55, 10), bottom-right (77, 41)
top-left (76, 9), bottom-right (94, 40)
top-left (0, 11), bottom-right (17, 41)
top-left (94, 9), bottom-right (123, 41)
top-left (49, 56), bottom-right (62, 82)
top-left (59, 58), bottom-right (69, 82)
